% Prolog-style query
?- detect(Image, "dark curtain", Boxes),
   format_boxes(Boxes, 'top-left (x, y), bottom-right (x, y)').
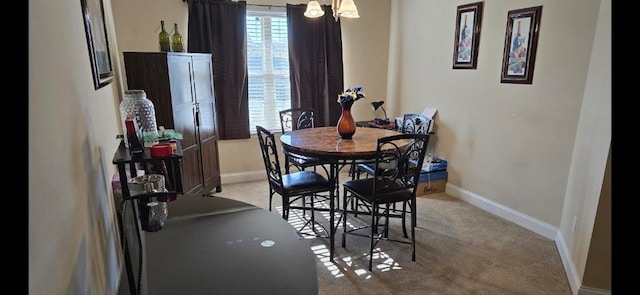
top-left (186, 0), bottom-right (250, 139)
top-left (286, 4), bottom-right (344, 127)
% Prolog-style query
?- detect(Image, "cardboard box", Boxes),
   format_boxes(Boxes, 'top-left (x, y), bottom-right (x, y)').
top-left (416, 170), bottom-right (448, 197)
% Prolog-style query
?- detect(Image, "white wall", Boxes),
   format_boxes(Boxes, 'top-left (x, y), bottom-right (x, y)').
top-left (28, 0), bottom-right (609, 293)
top-left (29, 0), bottom-right (124, 293)
top-left (388, 0), bottom-right (610, 293)
top-left (558, 0), bottom-right (611, 292)
top-left (387, 0), bottom-right (602, 228)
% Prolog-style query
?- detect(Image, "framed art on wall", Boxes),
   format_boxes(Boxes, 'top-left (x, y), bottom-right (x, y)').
top-left (80, 0), bottom-right (114, 90)
top-left (500, 6), bottom-right (543, 84)
top-left (452, 2), bottom-right (484, 69)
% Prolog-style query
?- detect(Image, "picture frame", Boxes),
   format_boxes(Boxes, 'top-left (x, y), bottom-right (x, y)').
top-left (452, 2), bottom-right (484, 69)
top-left (500, 6), bottom-right (543, 84)
top-left (80, 0), bottom-right (114, 90)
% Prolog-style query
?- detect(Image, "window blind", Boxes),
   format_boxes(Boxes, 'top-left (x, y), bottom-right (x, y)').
top-left (247, 9), bottom-right (291, 133)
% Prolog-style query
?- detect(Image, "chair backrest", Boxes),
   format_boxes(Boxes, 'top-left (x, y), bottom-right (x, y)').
top-left (256, 125), bottom-right (284, 188)
top-left (372, 133), bottom-right (430, 196)
top-left (401, 113), bottom-right (431, 135)
top-left (279, 108), bottom-right (315, 133)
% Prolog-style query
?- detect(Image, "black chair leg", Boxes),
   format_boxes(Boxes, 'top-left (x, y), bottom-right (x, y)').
top-left (282, 197), bottom-right (289, 220)
top-left (369, 203), bottom-right (376, 271)
top-left (411, 209), bottom-right (416, 261)
top-left (384, 204), bottom-right (390, 238)
top-left (329, 191), bottom-right (335, 262)
top-left (341, 188), bottom-right (348, 248)
top-left (309, 194), bottom-right (315, 231)
top-left (401, 201), bottom-right (408, 238)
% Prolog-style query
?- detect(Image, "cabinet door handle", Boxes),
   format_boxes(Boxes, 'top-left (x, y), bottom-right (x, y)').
top-left (195, 110), bottom-right (200, 126)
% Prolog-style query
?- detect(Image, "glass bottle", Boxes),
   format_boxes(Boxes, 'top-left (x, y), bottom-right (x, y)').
top-left (171, 23), bottom-right (184, 52)
top-left (159, 20), bottom-right (171, 52)
top-left (119, 90), bottom-right (159, 148)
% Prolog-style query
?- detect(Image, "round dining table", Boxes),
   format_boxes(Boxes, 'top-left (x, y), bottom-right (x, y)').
top-left (279, 125), bottom-right (408, 208)
top-left (279, 126), bottom-right (405, 162)
top-left (279, 126), bottom-right (407, 263)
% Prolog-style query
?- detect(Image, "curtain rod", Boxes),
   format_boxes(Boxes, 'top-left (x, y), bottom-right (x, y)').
top-left (181, 0), bottom-right (286, 8)
top-left (247, 4), bottom-right (286, 8)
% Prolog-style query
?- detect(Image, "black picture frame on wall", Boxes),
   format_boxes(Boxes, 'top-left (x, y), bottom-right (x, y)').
top-left (80, 0), bottom-right (114, 90)
top-left (452, 2), bottom-right (484, 69)
top-left (500, 6), bottom-right (543, 84)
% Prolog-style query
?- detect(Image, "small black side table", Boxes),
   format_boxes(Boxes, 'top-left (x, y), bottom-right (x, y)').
top-left (112, 140), bottom-right (184, 295)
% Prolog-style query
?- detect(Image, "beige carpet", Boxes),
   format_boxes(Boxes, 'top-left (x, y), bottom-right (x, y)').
top-left (210, 175), bottom-right (572, 295)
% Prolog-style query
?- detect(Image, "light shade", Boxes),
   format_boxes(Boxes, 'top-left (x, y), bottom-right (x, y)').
top-left (305, 0), bottom-right (360, 21)
top-left (371, 101), bottom-right (384, 111)
top-left (371, 101), bottom-right (388, 120)
top-left (337, 0), bottom-right (360, 18)
top-left (304, 1), bottom-right (325, 18)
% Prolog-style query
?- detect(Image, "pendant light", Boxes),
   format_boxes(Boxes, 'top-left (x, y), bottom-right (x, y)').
top-left (304, 1), bottom-right (324, 18)
top-left (305, 0), bottom-right (359, 21)
top-left (336, 0), bottom-right (360, 19)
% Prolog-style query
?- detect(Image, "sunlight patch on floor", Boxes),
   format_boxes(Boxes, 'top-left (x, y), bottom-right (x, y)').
top-left (311, 244), bottom-right (344, 278)
top-left (276, 202), bottom-right (406, 277)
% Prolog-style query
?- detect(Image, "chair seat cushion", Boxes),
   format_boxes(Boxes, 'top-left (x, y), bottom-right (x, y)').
top-left (291, 154), bottom-right (320, 165)
top-left (357, 159), bottom-right (398, 176)
top-left (343, 178), bottom-right (413, 204)
top-left (285, 151), bottom-right (326, 167)
top-left (282, 171), bottom-right (333, 194)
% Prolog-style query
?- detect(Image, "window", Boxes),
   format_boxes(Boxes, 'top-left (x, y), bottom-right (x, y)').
top-left (247, 8), bottom-right (291, 133)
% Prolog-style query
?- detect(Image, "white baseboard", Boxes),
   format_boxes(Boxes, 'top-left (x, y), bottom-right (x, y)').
top-left (578, 286), bottom-right (611, 295)
top-left (221, 171), bottom-right (266, 184)
top-left (555, 231), bottom-right (581, 295)
top-left (445, 183), bottom-right (580, 295)
top-left (445, 183), bottom-right (557, 240)
top-left (554, 233), bottom-right (611, 295)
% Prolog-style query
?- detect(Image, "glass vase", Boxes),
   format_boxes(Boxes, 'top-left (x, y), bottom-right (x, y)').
top-left (120, 90), bottom-right (159, 148)
top-left (337, 98), bottom-right (356, 139)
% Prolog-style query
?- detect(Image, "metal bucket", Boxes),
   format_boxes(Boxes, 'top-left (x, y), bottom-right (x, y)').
top-left (128, 174), bottom-right (166, 196)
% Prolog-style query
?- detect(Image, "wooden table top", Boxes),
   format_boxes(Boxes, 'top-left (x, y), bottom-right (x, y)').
top-left (280, 126), bottom-right (405, 161)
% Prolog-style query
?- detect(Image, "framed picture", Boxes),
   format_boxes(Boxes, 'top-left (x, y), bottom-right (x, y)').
top-left (452, 2), bottom-right (484, 69)
top-left (80, 0), bottom-right (114, 90)
top-left (500, 6), bottom-right (543, 84)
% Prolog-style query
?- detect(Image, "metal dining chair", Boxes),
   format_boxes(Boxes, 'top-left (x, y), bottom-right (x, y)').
top-left (279, 108), bottom-right (330, 175)
top-left (357, 113), bottom-right (430, 175)
top-left (256, 125), bottom-right (337, 262)
top-left (341, 133), bottom-right (430, 271)
top-left (351, 113), bottom-right (432, 237)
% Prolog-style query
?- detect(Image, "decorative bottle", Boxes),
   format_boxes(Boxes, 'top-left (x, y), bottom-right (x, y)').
top-left (159, 20), bottom-right (171, 52)
top-left (171, 23), bottom-right (184, 52)
top-left (119, 90), bottom-right (159, 148)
